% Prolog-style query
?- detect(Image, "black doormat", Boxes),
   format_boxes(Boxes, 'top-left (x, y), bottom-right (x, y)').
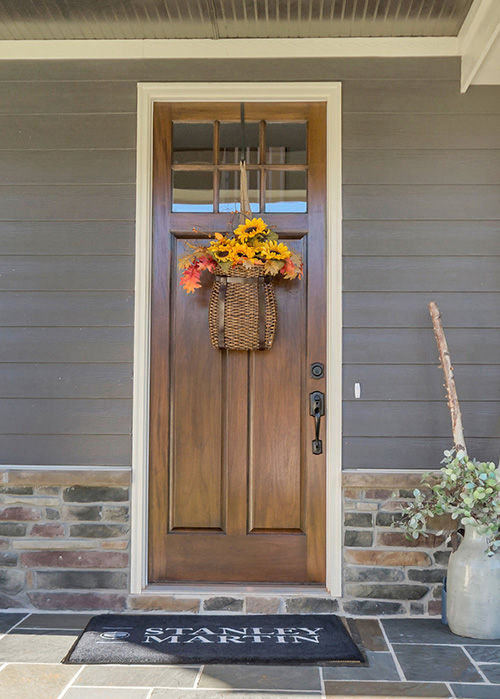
top-left (65, 613), bottom-right (364, 665)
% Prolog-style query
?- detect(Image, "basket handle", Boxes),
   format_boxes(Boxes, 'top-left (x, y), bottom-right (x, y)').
top-left (217, 276), bottom-right (227, 349)
top-left (257, 276), bottom-right (266, 350)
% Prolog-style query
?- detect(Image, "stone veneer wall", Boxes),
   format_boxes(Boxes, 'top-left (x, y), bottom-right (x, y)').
top-left (1, 469), bottom-right (449, 615)
top-left (341, 471), bottom-right (449, 617)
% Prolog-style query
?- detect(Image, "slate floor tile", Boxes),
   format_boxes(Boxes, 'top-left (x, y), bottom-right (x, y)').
top-left (382, 618), bottom-right (500, 645)
top-left (65, 689), bottom-right (150, 699)
top-left (0, 629), bottom-right (79, 662)
top-left (478, 663), bottom-right (500, 683)
top-left (350, 618), bottom-right (387, 651)
top-left (0, 662), bottom-right (80, 699)
top-left (76, 664), bottom-right (200, 688)
top-left (0, 613), bottom-right (25, 633)
top-left (17, 613), bottom-right (91, 630)
top-left (464, 646), bottom-right (500, 663)
top-left (451, 684), bottom-right (500, 698)
top-left (198, 664), bottom-right (321, 690)
top-left (323, 680), bottom-right (450, 696)
top-left (393, 643), bottom-right (482, 682)
top-left (322, 650), bottom-right (399, 681)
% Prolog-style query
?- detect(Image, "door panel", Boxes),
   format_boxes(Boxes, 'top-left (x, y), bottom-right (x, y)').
top-left (149, 102), bottom-right (326, 583)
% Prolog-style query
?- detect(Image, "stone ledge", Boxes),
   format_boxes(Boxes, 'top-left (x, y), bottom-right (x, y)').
top-left (342, 471), bottom-right (438, 488)
top-left (3, 469), bottom-right (131, 486)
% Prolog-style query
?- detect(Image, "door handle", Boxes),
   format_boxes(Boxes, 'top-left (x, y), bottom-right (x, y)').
top-left (309, 391), bottom-right (325, 455)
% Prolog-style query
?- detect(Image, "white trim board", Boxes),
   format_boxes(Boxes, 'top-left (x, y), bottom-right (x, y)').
top-left (131, 81), bottom-right (343, 598)
top-left (0, 36), bottom-right (458, 60)
top-left (458, 0), bottom-right (500, 91)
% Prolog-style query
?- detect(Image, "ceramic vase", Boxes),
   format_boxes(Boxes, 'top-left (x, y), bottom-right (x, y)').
top-left (446, 524), bottom-right (500, 639)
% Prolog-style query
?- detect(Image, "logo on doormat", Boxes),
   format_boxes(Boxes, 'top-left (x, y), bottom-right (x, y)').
top-left (141, 625), bottom-right (324, 645)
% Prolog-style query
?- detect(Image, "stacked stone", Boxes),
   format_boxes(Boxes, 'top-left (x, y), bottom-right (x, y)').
top-left (1, 469), bottom-right (451, 615)
top-left (0, 471), bottom-right (130, 610)
top-left (342, 471), bottom-right (450, 616)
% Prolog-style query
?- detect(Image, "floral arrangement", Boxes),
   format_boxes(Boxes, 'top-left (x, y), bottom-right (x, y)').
top-left (178, 217), bottom-right (303, 294)
top-left (396, 448), bottom-right (500, 554)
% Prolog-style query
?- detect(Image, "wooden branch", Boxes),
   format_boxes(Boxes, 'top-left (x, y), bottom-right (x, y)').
top-left (239, 160), bottom-right (251, 222)
top-left (428, 301), bottom-right (467, 453)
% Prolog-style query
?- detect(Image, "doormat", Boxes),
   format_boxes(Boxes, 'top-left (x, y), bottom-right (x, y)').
top-left (65, 613), bottom-right (364, 665)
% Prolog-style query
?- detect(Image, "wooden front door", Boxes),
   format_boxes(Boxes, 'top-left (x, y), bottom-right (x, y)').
top-left (149, 101), bottom-right (326, 583)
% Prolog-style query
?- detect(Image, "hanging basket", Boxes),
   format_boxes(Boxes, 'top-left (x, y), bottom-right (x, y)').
top-left (208, 264), bottom-right (277, 351)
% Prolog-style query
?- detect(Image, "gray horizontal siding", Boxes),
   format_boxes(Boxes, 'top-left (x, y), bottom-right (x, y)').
top-left (0, 150), bottom-right (135, 185)
top-left (0, 364), bottom-right (132, 398)
top-left (343, 438), bottom-right (499, 470)
top-left (342, 82), bottom-right (500, 114)
top-left (343, 150), bottom-right (500, 185)
top-left (0, 185), bottom-right (135, 220)
top-left (0, 114), bottom-right (135, 148)
top-left (344, 114), bottom-right (500, 149)
top-left (343, 186), bottom-right (500, 220)
top-left (0, 328), bottom-right (133, 362)
top-left (343, 365), bottom-right (500, 402)
top-left (0, 57), bottom-right (460, 81)
top-left (0, 222), bottom-right (134, 254)
top-left (343, 221), bottom-right (500, 256)
top-left (0, 257), bottom-right (134, 290)
top-left (0, 399), bottom-right (130, 435)
top-left (0, 435), bottom-right (131, 466)
top-left (344, 329), bottom-right (500, 365)
top-left (0, 55), bottom-right (498, 470)
top-left (344, 258), bottom-right (500, 291)
top-left (343, 402), bottom-right (500, 439)
top-left (343, 293), bottom-right (500, 328)
top-left (0, 81), bottom-right (137, 114)
top-left (0, 292), bottom-right (133, 325)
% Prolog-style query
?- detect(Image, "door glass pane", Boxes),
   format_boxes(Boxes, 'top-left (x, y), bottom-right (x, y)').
top-left (172, 171), bottom-right (214, 212)
top-left (266, 122), bottom-right (307, 164)
top-left (219, 122), bottom-right (260, 164)
top-left (172, 122), bottom-right (213, 164)
top-left (219, 169), bottom-right (260, 213)
top-left (265, 170), bottom-right (307, 213)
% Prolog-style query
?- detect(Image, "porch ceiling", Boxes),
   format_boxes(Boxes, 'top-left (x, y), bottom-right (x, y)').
top-left (0, 0), bottom-right (475, 41)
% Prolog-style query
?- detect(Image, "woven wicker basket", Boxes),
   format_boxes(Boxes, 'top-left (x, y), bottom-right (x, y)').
top-left (208, 265), bottom-right (277, 351)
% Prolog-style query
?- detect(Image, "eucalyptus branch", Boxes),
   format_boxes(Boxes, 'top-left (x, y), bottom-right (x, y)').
top-left (396, 449), bottom-right (500, 555)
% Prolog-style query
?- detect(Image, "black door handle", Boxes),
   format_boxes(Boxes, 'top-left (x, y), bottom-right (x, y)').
top-left (309, 391), bottom-right (325, 455)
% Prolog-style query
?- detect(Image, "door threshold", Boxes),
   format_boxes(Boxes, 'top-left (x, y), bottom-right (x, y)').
top-left (143, 583), bottom-right (331, 597)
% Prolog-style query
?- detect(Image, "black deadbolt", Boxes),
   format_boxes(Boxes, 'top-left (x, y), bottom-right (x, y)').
top-left (311, 362), bottom-right (324, 379)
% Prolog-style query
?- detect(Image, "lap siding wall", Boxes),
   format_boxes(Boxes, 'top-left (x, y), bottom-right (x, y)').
top-left (0, 56), bottom-right (499, 611)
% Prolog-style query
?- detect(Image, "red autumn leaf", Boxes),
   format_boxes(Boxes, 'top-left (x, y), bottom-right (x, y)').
top-left (280, 257), bottom-right (297, 279)
top-left (180, 263), bottom-right (202, 294)
top-left (197, 255), bottom-right (216, 273)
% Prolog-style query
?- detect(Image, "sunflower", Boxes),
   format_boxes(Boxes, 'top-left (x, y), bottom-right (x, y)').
top-left (234, 217), bottom-right (269, 241)
top-left (228, 243), bottom-right (256, 263)
top-left (208, 237), bottom-right (234, 263)
top-left (259, 241), bottom-right (291, 260)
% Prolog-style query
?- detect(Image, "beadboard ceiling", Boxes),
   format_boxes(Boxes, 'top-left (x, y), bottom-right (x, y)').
top-left (0, 0), bottom-right (475, 41)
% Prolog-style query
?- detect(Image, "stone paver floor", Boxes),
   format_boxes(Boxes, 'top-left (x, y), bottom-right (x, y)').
top-left (0, 613), bottom-right (498, 698)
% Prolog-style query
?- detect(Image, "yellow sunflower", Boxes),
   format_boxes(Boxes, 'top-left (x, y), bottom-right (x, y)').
top-left (208, 237), bottom-right (234, 263)
top-left (259, 241), bottom-right (291, 260)
top-left (229, 243), bottom-right (256, 263)
top-left (234, 217), bottom-right (269, 241)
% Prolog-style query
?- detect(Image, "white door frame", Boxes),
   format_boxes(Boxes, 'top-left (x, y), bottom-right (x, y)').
top-left (131, 82), bottom-right (343, 596)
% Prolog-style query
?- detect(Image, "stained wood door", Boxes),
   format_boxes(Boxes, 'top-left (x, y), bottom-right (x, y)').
top-left (149, 102), bottom-right (326, 583)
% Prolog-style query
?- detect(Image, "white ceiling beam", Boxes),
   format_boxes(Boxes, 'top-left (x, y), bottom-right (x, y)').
top-left (0, 36), bottom-right (459, 61)
top-left (459, 0), bottom-right (500, 92)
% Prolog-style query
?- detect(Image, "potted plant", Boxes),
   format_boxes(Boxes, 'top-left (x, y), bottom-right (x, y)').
top-left (398, 448), bottom-right (500, 638)
top-left (395, 302), bottom-right (500, 639)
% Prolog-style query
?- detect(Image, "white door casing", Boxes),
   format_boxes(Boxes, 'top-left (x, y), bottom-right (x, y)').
top-left (131, 82), bottom-right (343, 596)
